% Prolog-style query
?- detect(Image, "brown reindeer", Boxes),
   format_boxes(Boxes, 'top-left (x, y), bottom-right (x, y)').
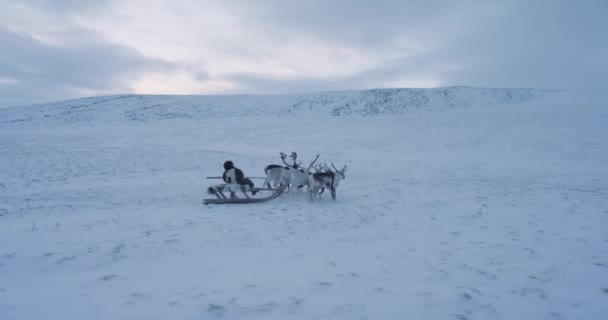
top-left (308, 163), bottom-right (347, 201)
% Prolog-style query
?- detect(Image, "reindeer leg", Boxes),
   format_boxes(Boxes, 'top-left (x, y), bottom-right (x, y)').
top-left (331, 187), bottom-right (336, 200)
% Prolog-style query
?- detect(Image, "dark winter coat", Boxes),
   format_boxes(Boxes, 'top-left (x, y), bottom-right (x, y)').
top-left (223, 167), bottom-right (245, 184)
top-left (222, 161), bottom-right (254, 188)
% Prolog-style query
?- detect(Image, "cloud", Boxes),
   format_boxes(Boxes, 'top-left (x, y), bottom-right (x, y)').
top-left (220, 0), bottom-right (449, 48)
top-left (18, 0), bottom-right (110, 14)
top-left (221, 52), bottom-right (446, 94)
top-left (434, 1), bottom-right (608, 89)
top-left (0, 28), bottom-right (177, 107)
top-left (217, 0), bottom-right (607, 90)
top-left (1, 0), bottom-right (607, 107)
top-left (0, 1), bottom-right (186, 107)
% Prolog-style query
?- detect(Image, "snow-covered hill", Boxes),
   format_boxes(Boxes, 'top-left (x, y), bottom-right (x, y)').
top-left (0, 87), bottom-right (607, 319)
top-left (0, 87), bottom-right (540, 126)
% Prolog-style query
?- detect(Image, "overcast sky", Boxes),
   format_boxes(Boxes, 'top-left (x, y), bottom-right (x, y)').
top-left (1, 0), bottom-right (606, 107)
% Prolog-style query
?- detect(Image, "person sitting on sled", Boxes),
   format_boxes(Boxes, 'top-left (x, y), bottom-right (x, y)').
top-left (222, 161), bottom-right (257, 195)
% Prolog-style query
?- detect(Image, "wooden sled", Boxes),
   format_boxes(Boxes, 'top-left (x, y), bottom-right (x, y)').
top-left (203, 182), bottom-right (287, 205)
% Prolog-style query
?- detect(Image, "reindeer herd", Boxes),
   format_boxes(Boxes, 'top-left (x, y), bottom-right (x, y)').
top-left (264, 152), bottom-right (348, 202)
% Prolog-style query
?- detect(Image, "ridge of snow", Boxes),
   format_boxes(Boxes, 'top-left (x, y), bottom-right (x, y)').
top-left (0, 87), bottom-right (543, 126)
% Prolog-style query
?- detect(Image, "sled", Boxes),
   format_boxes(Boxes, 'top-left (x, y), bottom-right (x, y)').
top-left (203, 182), bottom-right (287, 205)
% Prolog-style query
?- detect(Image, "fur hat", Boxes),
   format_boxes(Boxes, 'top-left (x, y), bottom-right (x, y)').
top-left (223, 161), bottom-right (234, 170)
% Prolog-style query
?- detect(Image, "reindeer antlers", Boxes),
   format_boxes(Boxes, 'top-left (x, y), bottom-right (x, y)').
top-left (331, 162), bottom-right (348, 174)
top-left (279, 152), bottom-right (321, 171)
top-left (280, 151), bottom-right (301, 169)
top-left (315, 162), bottom-right (335, 173)
top-left (290, 152), bottom-right (302, 168)
top-left (307, 154), bottom-right (320, 170)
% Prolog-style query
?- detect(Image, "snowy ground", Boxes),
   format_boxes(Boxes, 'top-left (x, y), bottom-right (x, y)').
top-left (1, 88), bottom-right (607, 319)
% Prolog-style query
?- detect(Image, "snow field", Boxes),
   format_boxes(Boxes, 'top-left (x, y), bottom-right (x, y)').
top-left (1, 89), bottom-right (607, 319)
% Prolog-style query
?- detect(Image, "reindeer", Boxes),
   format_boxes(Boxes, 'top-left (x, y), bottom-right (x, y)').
top-left (262, 152), bottom-right (301, 188)
top-left (308, 163), bottom-right (347, 201)
top-left (329, 163), bottom-right (347, 188)
top-left (311, 162), bottom-right (331, 194)
top-left (263, 163), bottom-right (289, 188)
top-left (263, 152), bottom-right (319, 191)
top-left (281, 152), bottom-right (320, 192)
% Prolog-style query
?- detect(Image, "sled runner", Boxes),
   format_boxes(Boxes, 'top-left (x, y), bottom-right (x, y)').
top-left (203, 181), bottom-right (287, 205)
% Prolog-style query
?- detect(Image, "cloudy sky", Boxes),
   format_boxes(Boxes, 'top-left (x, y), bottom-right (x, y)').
top-left (1, 0), bottom-right (606, 107)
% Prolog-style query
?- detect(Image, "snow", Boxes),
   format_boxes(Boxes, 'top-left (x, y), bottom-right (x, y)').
top-left (0, 87), bottom-right (539, 126)
top-left (0, 87), bottom-right (607, 319)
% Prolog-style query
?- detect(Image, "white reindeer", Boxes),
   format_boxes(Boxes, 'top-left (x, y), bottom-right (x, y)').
top-left (263, 152), bottom-right (319, 191)
top-left (263, 164), bottom-right (289, 188)
top-left (282, 152), bottom-right (320, 192)
top-left (308, 163), bottom-right (347, 201)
